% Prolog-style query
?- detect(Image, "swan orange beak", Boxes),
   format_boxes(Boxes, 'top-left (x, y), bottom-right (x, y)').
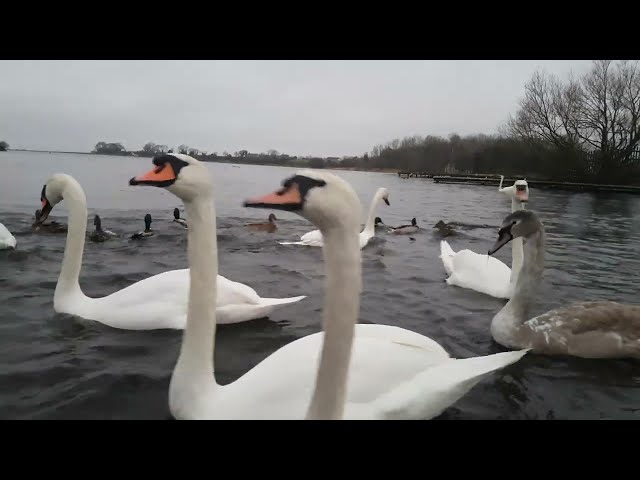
top-left (243, 183), bottom-right (303, 211)
top-left (130, 162), bottom-right (177, 187)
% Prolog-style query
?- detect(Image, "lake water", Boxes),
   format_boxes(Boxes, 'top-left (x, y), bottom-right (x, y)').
top-left (1, 151), bottom-right (639, 419)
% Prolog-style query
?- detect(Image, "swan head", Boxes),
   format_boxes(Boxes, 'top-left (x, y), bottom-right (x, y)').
top-left (37, 173), bottom-right (80, 224)
top-left (243, 170), bottom-right (362, 232)
top-left (500, 179), bottom-right (529, 203)
top-left (129, 154), bottom-right (212, 202)
top-left (377, 187), bottom-right (391, 205)
top-left (488, 210), bottom-right (542, 255)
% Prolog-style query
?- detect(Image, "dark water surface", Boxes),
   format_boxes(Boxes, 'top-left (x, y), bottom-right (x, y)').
top-left (1, 151), bottom-right (639, 419)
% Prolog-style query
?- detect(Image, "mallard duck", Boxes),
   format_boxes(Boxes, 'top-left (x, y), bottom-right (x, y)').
top-left (246, 213), bottom-right (278, 233)
top-left (173, 208), bottom-right (188, 229)
top-left (130, 213), bottom-right (154, 239)
top-left (89, 215), bottom-right (117, 242)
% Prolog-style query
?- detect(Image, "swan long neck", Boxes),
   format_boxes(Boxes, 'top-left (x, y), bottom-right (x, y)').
top-left (54, 180), bottom-right (88, 305)
top-left (509, 198), bottom-right (525, 284)
top-left (306, 222), bottom-right (362, 420)
top-left (171, 194), bottom-right (219, 397)
top-left (499, 229), bottom-right (545, 325)
top-left (362, 189), bottom-right (383, 235)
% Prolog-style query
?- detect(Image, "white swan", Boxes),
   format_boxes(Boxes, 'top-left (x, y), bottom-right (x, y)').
top-left (35, 169), bottom-right (305, 329)
top-left (129, 154), bottom-right (528, 420)
top-left (439, 176), bottom-right (529, 299)
top-left (0, 222), bottom-right (16, 249)
top-left (488, 210), bottom-right (640, 359)
top-left (278, 186), bottom-right (390, 249)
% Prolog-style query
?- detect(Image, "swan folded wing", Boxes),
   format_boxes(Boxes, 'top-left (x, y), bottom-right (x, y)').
top-left (354, 324), bottom-right (451, 358)
top-left (216, 275), bottom-right (262, 305)
top-left (88, 272), bottom-right (189, 329)
top-left (363, 349), bottom-right (529, 420)
top-left (212, 327), bottom-right (452, 418)
top-left (529, 301), bottom-right (640, 333)
top-left (446, 249), bottom-right (512, 299)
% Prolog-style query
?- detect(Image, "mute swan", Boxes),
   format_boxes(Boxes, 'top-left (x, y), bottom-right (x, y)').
top-left (439, 177), bottom-right (529, 299)
top-left (34, 171), bottom-right (305, 329)
top-left (388, 217), bottom-right (418, 235)
top-left (173, 208), bottom-right (188, 229)
top-left (246, 213), bottom-right (277, 233)
top-left (130, 213), bottom-right (154, 239)
top-left (278, 186), bottom-right (390, 249)
top-left (488, 210), bottom-right (640, 359)
top-left (0, 222), bottom-right (16, 249)
top-left (89, 215), bottom-right (117, 242)
top-left (128, 154), bottom-right (528, 419)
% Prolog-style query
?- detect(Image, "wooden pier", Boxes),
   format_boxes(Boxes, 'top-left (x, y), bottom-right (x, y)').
top-left (397, 172), bottom-right (640, 194)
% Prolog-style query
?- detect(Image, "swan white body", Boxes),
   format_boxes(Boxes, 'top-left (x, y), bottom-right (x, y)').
top-left (440, 177), bottom-right (529, 299)
top-left (279, 187), bottom-right (389, 249)
top-left (171, 323), bottom-right (527, 420)
top-left (37, 173), bottom-right (305, 329)
top-left (0, 222), bottom-right (16, 249)
top-left (134, 156), bottom-right (528, 420)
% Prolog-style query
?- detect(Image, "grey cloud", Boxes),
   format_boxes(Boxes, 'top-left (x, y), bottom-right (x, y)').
top-left (0, 60), bottom-right (593, 157)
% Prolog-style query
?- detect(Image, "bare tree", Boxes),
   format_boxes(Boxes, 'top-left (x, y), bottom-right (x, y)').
top-left (507, 60), bottom-right (640, 180)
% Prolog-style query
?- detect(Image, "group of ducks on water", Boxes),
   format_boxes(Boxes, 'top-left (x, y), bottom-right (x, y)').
top-left (28, 206), bottom-right (186, 242)
top-left (1, 153), bottom-right (638, 420)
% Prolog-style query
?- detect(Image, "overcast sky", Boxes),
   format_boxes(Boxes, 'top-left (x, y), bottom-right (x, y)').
top-left (0, 60), bottom-right (594, 157)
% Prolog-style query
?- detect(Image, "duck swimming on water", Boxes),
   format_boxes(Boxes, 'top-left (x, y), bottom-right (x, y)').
top-left (32, 209), bottom-right (67, 233)
top-left (433, 220), bottom-right (456, 237)
top-left (173, 208), bottom-right (188, 229)
top-left (387, 217), bottom-right (418, 235)
top-left (130, 213), bottom-right (154, 239)
top-left (89, 215), bottom-right (117, 242)
top-left (246, 213), bottom-right (278, 233)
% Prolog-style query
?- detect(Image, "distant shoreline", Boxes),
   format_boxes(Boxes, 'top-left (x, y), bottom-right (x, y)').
top-left (8, 149), bottom-right (400, 174)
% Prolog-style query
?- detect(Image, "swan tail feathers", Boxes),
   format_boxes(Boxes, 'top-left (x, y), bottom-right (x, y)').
top-left (215, 296), bottom-right (306, 325)
top-left (372, 349), bottom-right (530, 420)
top-left (258, 295), bottom-right (307, 307)
top-left (439, 240), bottom-right (456, 276)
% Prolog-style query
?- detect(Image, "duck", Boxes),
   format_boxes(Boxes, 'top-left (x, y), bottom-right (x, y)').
top-left (32, 209), bottom-right (68, 234)
top-left (173, 208), bottom-right (188, 229)
top-left (128, 154), bottom-right (528, 419)
top-left (246, 213), bottom-right (277, 233)
top-left (0, 221), bottom-right (16, 249)
top-left (488, 209), bottom-right (640, 359)
top-left (279, 187), bottom-right (390, 249)
top-left (89, 214), bottom-right (117, 242)
top-left (34, 168), bottom-right (306, 329)
top-left (439, 176), bottom-right (529, 299)
top-left (387, 217), bottom-right (418, 235)
top-left (130, 214), bottom-right (154, 239)
top-left (433, 220), bottom-right (456, 237)
top-left (375, 217), bottom-right (385, 229)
